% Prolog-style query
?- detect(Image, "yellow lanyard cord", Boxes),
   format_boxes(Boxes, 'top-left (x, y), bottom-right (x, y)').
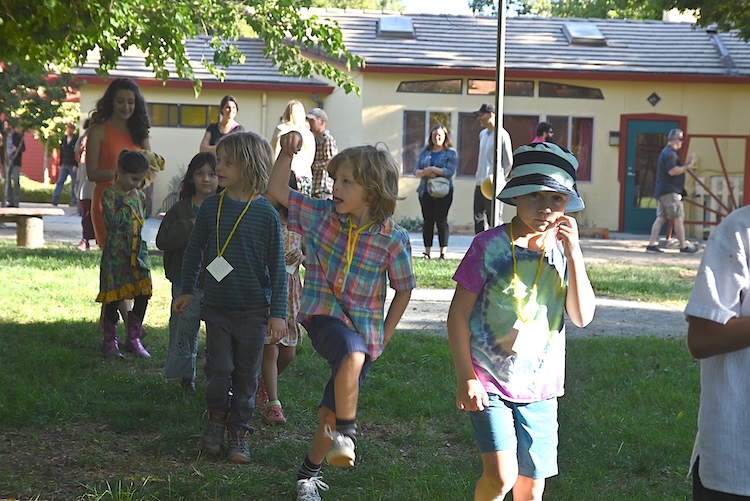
top-left (341, 216), bottom-right (375, 288)
top-left (129, 194), bottom-right (144, 267)
top-left (510, 220), bottom-right (547, 323)
top-left (216, 191), bottom-right (253, 257)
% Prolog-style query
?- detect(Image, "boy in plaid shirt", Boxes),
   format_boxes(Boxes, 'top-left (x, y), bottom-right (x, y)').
top-left (266, 131), bottom-right (415, 501)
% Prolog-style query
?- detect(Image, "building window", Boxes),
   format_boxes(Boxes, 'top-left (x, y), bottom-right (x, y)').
top-left (147, 103), bottom-right (219, 128)
top-left (548, 116), bottom-right (593, 181)
top-left (539, 81), bottom-right (603, 99)
top-left (397, 80), bottom-right (462, 94)
top-left (402, 111), bottom-right (452, 174)
top-left (467, 79), bottom-right (534, 97)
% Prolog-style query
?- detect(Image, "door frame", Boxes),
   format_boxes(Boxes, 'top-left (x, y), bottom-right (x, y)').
top-left (618, 113), bottom-right (687, 231)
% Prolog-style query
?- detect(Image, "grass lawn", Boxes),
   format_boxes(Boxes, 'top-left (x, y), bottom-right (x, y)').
top-left (0, 242), bottom-right (699, 500)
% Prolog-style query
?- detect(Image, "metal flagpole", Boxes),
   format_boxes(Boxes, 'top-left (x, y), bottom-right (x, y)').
top-left (490, 0), bottom-right (507, 227)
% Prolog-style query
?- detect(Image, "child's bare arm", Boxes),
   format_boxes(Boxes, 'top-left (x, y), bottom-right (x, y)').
top-left (265, 131), bottom-right (302, 208)
top-left (447, 285), bottom-right (488, 412)
top-left (555, 215), bottom-right (595, 328)
top-left (383, 289), bottom-right (412, 346)
top-left (687, 315), bottom-right (750, 359)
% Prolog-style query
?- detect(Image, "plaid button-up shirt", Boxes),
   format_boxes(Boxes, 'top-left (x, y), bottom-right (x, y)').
top-left (311, 130), bottom-right (337, 196)
top-left (288, 191), bottom-right (416, 360)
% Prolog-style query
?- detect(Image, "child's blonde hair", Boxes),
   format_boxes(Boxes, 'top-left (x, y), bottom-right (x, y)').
top-left (327, 146), bottom-right (401, 223)
top-left (216, 132), bottom-right (273, 195)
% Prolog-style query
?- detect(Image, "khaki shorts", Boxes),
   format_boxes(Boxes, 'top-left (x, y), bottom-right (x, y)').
top-left (657, 192), bottom-right (684, 219)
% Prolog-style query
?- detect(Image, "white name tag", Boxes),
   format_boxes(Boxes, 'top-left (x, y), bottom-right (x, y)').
top-left (511, 318), bottom-right (549, 357)
top-left (206, 255), bottom-right (234, 282)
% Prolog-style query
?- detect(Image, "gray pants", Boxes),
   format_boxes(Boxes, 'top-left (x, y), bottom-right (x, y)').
top-left (202, 304), bottom-right (267, 431)
top-left (3, 164), bottom-right (21, 207)
top-left (165, 283), bottom-right (204, 380)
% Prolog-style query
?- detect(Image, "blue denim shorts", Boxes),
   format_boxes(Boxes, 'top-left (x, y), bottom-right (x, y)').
top-left (305, 316), bottom-right (372, 413)
top-left (469, 394), bottom-right (559, 479)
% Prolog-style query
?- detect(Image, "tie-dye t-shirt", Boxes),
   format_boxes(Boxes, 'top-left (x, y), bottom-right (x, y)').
top-left (453, 224), bottom-right (568, 403)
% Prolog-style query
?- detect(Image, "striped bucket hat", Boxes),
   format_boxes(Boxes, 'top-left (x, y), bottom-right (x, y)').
top-left (497, 142), bottom-right (584, 213)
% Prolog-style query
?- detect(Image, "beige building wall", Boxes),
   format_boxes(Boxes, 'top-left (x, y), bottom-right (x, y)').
top-left (80, 75), bottom-right (750, 235)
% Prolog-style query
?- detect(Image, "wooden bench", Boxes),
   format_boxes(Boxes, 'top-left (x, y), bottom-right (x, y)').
top-left (578, 227), bottom-right (610, 239)
top-left (0, 208), bottom-right (66, 248)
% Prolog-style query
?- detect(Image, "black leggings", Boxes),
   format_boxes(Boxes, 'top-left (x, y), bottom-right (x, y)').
top-left (103, 296), bottom-right (149, 324)
top-left (419, 191), bottom-right (453, 248)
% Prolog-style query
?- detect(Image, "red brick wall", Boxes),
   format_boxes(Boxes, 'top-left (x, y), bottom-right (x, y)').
top-left (20, 132), bottom-right (51, 184)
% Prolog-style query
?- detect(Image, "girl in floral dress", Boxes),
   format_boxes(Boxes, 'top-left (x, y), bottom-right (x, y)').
top-left (257, 203), bottom-right (305, 425)
top-left (96, 150), bottom-right (153, 359)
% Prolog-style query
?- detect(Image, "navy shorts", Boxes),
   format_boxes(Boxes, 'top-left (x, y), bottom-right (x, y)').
top-left (305, 316), bottom-right (372, 413)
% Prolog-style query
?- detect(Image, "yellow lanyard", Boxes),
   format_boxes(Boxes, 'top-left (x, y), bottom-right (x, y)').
top-left (215, 191), bottom-right (253, 257)
top-left (128, 193), bottom-right (144, 267)
top-left (510, 220), bottom-right (547, 323)
top-left (340, 216), bottom-right (374, 287)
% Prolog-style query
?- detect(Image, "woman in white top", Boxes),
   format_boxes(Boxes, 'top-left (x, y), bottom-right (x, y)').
top-left (269, 100), bottom-right (315, 195)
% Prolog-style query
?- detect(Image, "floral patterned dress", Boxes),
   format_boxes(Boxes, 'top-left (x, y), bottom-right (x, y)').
top-left (96, 187), bottom-right (152, 303)
top-left (265, 225), bottom-right (304, 346)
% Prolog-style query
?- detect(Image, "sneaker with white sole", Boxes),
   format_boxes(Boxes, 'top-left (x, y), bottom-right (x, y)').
top-left (323, 424), bottom-right (355, 469)
top-left (296, 476), bottom-right (329, 501)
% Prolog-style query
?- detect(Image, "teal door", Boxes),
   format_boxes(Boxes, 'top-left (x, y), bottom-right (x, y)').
top-left (623, 119), bottom-right (679, 233)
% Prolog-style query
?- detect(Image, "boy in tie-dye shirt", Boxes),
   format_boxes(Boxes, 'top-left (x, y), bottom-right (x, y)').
top-left (448, 142), bottom-right (595, 501)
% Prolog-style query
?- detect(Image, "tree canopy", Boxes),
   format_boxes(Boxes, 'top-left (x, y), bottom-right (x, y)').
top-left (0, 0), bottom-right (363, 94)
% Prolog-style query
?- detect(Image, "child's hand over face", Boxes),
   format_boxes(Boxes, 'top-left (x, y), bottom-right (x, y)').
top-left (279, 131), bottom-right (303, 157)
top-left (457, 379), bottom-right (489, 412)
top-left (554, 215), bottom-right (582, 258)
top-left (267, 317), bottom-right (287, 343)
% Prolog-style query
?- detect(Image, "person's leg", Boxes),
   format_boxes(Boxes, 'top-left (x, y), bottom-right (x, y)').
top-left (202, 306), bottom-right (234, 414)
top-left (52, 165), bottom-right (69, 204)
top-left (674, 216), bottom-right (687, 247)
top-left (70, 167), bottom-right (78, 205)
top-left (475, 451), bottom-right (518, 501)
top-left (512, 398), bottom-right (558, 501)
top-left (261, 343), bottom-right (280, 402)
top-left (474, 186), bottom-right (488, 234)
top-left (9, 164), bottom-right (21, 207)
top-left (305, 316), bottom-right (371, 469)
top-left (277, 344), bottom-right (296, 375)
top-left (512, 476), bottom-right (546, 501)
top-left (228, 307), bottom-right (267, 428)
top-left (470, 395), bottom-right (519, 500)
top-left (420, 195), bottom-right (435, 257)
top-left (435, 191), bottom-right (453, 257)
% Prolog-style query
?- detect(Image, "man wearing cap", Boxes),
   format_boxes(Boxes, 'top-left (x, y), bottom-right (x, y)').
top-left (473, 103), bottom-right (513, 233)
top-left (646, 128), bottom-right (698, 253)
top-left (306, 107), bottom-right (337, 200)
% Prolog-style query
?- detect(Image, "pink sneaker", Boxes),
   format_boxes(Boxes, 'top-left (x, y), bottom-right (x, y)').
top-left (262, 404), bottom-right (287, 425)
top-left (77, 239), bottom-right (90, 251)
top-left (255, 378), bottom-right (269, 408)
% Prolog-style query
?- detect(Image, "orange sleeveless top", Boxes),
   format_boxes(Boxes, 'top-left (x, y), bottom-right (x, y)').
top-left (98, 121), bottom-right (141, 175)
top-left (91, 121), bottom-right (142, 247)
